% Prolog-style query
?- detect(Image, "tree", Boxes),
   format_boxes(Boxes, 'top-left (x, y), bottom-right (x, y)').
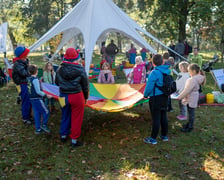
top-left (0, 0), bottom-right (24, 49)
top-left (136, 0), bottom-right (215, 46)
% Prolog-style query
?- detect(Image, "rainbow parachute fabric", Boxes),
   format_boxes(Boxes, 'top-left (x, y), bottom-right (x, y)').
top-left (42, 83), bottom-right (147, 112)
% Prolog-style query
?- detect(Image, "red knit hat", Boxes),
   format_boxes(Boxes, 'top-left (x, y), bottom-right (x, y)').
top-left (63, 47), bottom-right (80, 61)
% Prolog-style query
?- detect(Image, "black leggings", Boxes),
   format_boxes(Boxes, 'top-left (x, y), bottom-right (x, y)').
top-left (149, 94), bottom-right (168, 139)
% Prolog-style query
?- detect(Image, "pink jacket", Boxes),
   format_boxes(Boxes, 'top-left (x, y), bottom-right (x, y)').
top-left (128, 63), bottom-right (146, 84)
top-left (177, 74), bottom-right (205, 108)
top-left (97, 70), bottom-right (115, 84)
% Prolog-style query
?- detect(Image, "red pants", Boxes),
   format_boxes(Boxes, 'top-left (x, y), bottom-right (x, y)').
top-left (68, 92), bottom-right (85, 139)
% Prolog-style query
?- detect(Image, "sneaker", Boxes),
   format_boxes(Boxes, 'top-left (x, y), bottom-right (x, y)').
top-left (41, 125), bottom-right (51, 133)
top-left (71, 141), bottom-right (83, 148)
top-left (35, 129), bottom-right (43, 135)
top-left (176, 115), bottom-right (187, 121)
top-left (143, 137), bottom-right (157, 145)
top-left (182, 123), bottom-right (189, 129)
top-left (16, 96), bottom-right (21, 104)
top-left (23, 119), bottom-right (32, 125)
top-left (60, 135), bottom-right (68, 143)
top-left (167, 108), bottom-right (174, 112)
top-left (160, 135), bottom-right (169, 141)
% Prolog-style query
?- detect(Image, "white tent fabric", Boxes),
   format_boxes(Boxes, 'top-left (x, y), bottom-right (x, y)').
top-left (0, 22), bottom-right (8, 53)
top-left (29, 0), bottom-right (185, 74)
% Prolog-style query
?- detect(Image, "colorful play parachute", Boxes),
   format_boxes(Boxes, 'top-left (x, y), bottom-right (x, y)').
top-left (42, 83), bottom-right (147, 112)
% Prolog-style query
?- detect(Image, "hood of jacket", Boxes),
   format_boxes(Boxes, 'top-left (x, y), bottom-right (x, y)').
top-left (193, 74), bottom-right (205, 85)
top-left (59, 62), bottom-right (84, 80)
top-left (154, 65), bottom-right (171, 75)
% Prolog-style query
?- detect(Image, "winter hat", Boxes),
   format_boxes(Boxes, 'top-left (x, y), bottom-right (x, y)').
top-left (13, 46), bottom-right (30, 63)
top-left (14, 46), bottom-right (30, 58)
top-left (63, 47), bottom-right (80, 61)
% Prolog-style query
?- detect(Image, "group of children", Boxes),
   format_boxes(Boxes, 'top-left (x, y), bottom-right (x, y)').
top-left (143, 53), bottom-right (205, 145)
top-left (98, 55), bottom-right (147, 85)
top-left (12, 46), bottom-right (57, 135)
top-left (97, 51), bottom-right (206, 146)
top-left (11, 45), bottom-right (206, 147)
top-left (12, 46), bottom-right (89, 148)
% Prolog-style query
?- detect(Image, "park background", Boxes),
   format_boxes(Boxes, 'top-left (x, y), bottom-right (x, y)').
top-left (0, 0), bottom-right (224, 179)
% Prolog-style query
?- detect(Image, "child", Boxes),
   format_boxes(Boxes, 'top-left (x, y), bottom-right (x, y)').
top-left (98, 62), bottom-right (115, 84)
top-left (12, 46), bottom-right (32, 124)
top-left (43, 62), bottom-right (57, 112)
top-left (177, 63), bottom-right (205, 132)
top-left (143, 54), bottom-right (170, 145)
top-left (55, 47), bottom-right (89, 148)
top-left (176, 61), bottom-right (190, 120)
top-left (28, 65), bottom-right (51, 134)
top-left (128, 56), bottom-right (146, 84)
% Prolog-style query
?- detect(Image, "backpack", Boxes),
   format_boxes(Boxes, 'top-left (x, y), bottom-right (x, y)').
top-left (0, 67), bottom-right (6, 87)
top-left (155, 72), bottom-right (177, 96)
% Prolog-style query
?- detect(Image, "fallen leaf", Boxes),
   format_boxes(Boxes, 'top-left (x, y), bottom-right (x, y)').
top-left (4, 167), bottom-right (8, 172)
top-left (98, 144), bottom-right (102, 149)
top-left (27, 170), bottom-right (32, 175)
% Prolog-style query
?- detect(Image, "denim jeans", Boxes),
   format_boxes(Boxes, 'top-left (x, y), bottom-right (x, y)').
top-left (187, 105), bottom-right (195, 128)
top-left (179, 100), bottom-right (187, 116)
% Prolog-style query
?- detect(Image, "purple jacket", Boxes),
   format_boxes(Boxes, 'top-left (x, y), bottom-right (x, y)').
top-left (97, 70), bottom-right (115, 84)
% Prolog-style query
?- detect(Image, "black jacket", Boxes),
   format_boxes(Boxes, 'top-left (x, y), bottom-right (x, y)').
top-left (55, 62), bottom-right (89, 99)
top-left (12, 60), bottom-right (29, 85)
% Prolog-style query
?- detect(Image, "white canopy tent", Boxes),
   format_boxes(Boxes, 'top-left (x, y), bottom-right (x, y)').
top-left (29, 0), bottom-right (184, 74)
top-left (0, 22), bottom-right (8, 53)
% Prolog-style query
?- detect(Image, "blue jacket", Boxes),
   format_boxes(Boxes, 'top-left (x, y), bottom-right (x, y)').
top-left (144, 65), bottom-right (171, 97)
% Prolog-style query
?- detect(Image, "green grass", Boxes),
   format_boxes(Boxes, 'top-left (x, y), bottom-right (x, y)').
top-left (0, 52), bottom-right (224, 179)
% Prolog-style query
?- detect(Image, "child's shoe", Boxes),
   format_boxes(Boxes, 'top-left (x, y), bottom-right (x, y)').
top-left (41, 125), bottom-right (51, 133)
top-left (35, 129), bottom-right (43, 135)
top-left (167, 108), bottom-right (174, 112)
top-left (176, 115), bottom-right (187, 121)
top-left (160, 135), bottom-right (169, 141)
top-left (71, 139), bottom-right (83, 148)
top-left (181, 127), bottom-right (193, 132)
top-left (143, 137), bottom-right (157, 145)
top-left (23, 119), bottom-right (32, 125)
top-left (60, 135), bottom-right (68, 143)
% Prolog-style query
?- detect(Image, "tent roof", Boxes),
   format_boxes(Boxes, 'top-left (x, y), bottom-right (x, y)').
top-left (29, 0), bottom-right (184, 73)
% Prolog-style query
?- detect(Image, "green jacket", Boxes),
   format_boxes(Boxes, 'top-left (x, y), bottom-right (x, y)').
top-left (188, 54), bottom-right (203, 67)
top-left (43, 71), bottom-right (55, 84)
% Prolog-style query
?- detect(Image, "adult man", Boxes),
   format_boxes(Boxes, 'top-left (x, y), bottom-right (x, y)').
top-left (188, 48), bottom-right (203, 68)
top-left (174, 40), bottom-right (185, 61)
top-left (105, 40), bottom-right (119, 64)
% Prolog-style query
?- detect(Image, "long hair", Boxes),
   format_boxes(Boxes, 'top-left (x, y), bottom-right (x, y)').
top-left (44, 61), bottom-right (53, 72)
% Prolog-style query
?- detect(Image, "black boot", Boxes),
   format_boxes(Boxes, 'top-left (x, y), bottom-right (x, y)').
top-left (181, 127), bottom-right (193, 132)
top-left (182, 123), bottom-right (189, 129)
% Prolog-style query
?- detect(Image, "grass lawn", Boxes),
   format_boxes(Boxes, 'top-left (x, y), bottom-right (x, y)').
top-left (0, 52), bottom-right (224, 179)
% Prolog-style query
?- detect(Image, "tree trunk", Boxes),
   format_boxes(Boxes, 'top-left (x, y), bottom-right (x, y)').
top-left (196, 33), bottom-right (200, 50)
top-left (178, 0), bottom-right (188, 42)
top-left (220, 28), bottom-right (224, 65)
top-left (8, 26), bottom-right (17, 50)
top-left (116, 32), bottom-right (122, 53)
